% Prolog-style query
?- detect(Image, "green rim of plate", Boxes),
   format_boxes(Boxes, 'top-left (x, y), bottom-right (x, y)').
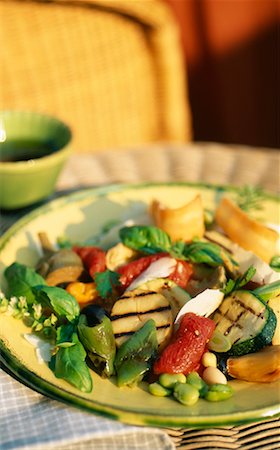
top-left (0, 181), bottom-right (279, 428)
top-left (1, 181), bottom-right (278, 250)
top-left (1, 340), bottom-right (279, 428)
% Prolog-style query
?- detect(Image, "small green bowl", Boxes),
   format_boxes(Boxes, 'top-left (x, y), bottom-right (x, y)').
top-left (0, 111), bottom-right (72, 210)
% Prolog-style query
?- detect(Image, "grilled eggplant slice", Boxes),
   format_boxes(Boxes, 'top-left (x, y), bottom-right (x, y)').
top-left (110, 288), bottom-right (173, 348)
top-left (212, 290), bottom-right (277, 356)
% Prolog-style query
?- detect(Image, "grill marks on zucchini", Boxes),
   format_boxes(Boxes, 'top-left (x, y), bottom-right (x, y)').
top-left (212, 290), bottom-right (277, 356)
top-left (111, 289), bottom-right (173, 348)
top-left (111, 305), bottom-right (171, 321)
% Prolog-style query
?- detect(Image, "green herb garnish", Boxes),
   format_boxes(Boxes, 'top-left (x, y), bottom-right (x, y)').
top-left (235, 185), bottom-right (265, 213)
top-left (95, 269), bottom-right (120, 299)
top-left (222, 266), bottom-right (256, 296)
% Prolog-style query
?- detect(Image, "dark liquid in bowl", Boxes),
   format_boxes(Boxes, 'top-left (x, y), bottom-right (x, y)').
top-left (0, 139), bottom-right (58, 162)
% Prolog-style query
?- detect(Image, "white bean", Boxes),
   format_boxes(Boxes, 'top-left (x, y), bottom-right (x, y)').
top-left (202, 366), bottom-right (227, 385)
top-left (202, 352), bottom-right (217, 368)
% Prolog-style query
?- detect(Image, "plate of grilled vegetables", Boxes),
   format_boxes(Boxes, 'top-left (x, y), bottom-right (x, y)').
top-left (0, 182), bottom-right (279, 427)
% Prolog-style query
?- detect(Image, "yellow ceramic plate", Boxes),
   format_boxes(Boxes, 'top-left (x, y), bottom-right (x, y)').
top-left (0, 182), bottom-right (279, 427)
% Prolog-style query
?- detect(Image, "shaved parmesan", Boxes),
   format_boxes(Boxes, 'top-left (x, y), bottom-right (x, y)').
top-left (126, 257), bottom-right (177, 291)
top-left (24, 334), bottom-right (53, 364)
top-left (232, 244), bottom-right (280, 284)
top-left (174, 289), bottom-right (224, 325)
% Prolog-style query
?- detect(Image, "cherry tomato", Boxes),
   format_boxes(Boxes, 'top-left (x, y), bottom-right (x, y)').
top-left (73, 246), bottom-right (106, 278)
top-left (153, 312), bottom-right (215, 375)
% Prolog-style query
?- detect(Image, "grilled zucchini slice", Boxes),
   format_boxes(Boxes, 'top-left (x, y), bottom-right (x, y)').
top-left (111, 288), bottom-right (173, 348)
top-left (212, 290), bottom-right (277, 356)
top-left (268, 295), bottom-right (280, 345)
top-left (137, 278), bottom-right (191, 318)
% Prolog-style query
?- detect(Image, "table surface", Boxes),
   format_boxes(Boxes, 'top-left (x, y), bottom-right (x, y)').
top-left (1, 142), bottom-right (279, 450)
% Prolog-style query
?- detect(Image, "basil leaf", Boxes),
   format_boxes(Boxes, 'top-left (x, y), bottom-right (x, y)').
top-left (53, 332), bottom-right (92, 393)
top-left (170, 241), bottom-right (186, 259)
top-left (33, 285), bottom-right (80, 322)
top-left (56, 323), bottom-right (77, 344)
top-left (4, 262), bottom-right (46, 304)
top-left (183, 241), bottom-right (224, 266)
top-left (119, 225), bottom-right (171, 254)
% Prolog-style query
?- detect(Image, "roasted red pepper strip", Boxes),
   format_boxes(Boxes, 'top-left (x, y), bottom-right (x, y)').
top-left (117, 253), bottom-right (167, 290)
top-left (168, 260), bottom-right (193, 289)
top-left (73, 246), bottom-right (106, 278)
top-left (117, 253), bottom-right (193, 290)
top-left (153, 312), bottom-right (215, 375)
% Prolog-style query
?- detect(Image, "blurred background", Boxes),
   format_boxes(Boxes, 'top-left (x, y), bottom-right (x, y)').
top-left (1, 0), bottom-right (279, 152)
top-left (165, 0), bottom-right (279, 148)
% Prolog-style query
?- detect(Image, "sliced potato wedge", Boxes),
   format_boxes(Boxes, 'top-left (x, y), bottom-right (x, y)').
top-left (215, 197), bottom-right (279, 262)
top-left (150, 195), bottom-right (205, 242)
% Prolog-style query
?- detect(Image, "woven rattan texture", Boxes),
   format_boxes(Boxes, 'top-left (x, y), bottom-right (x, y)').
top-left (167, 418), bottom-right (280, 449)
top-left (0, 0), bottom-right (191, 152)
top-left (57, 143), bottom-right (280, 194)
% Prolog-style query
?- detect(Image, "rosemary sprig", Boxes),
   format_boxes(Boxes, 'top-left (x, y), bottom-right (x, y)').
top-left (235, 185), bottom-right (265, 213)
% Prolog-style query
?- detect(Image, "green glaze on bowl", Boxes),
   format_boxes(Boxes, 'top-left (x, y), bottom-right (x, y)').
top-left (0, 110), bottom-right (72, 209)
top-left (0, 182), bottom-right (279, 428)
